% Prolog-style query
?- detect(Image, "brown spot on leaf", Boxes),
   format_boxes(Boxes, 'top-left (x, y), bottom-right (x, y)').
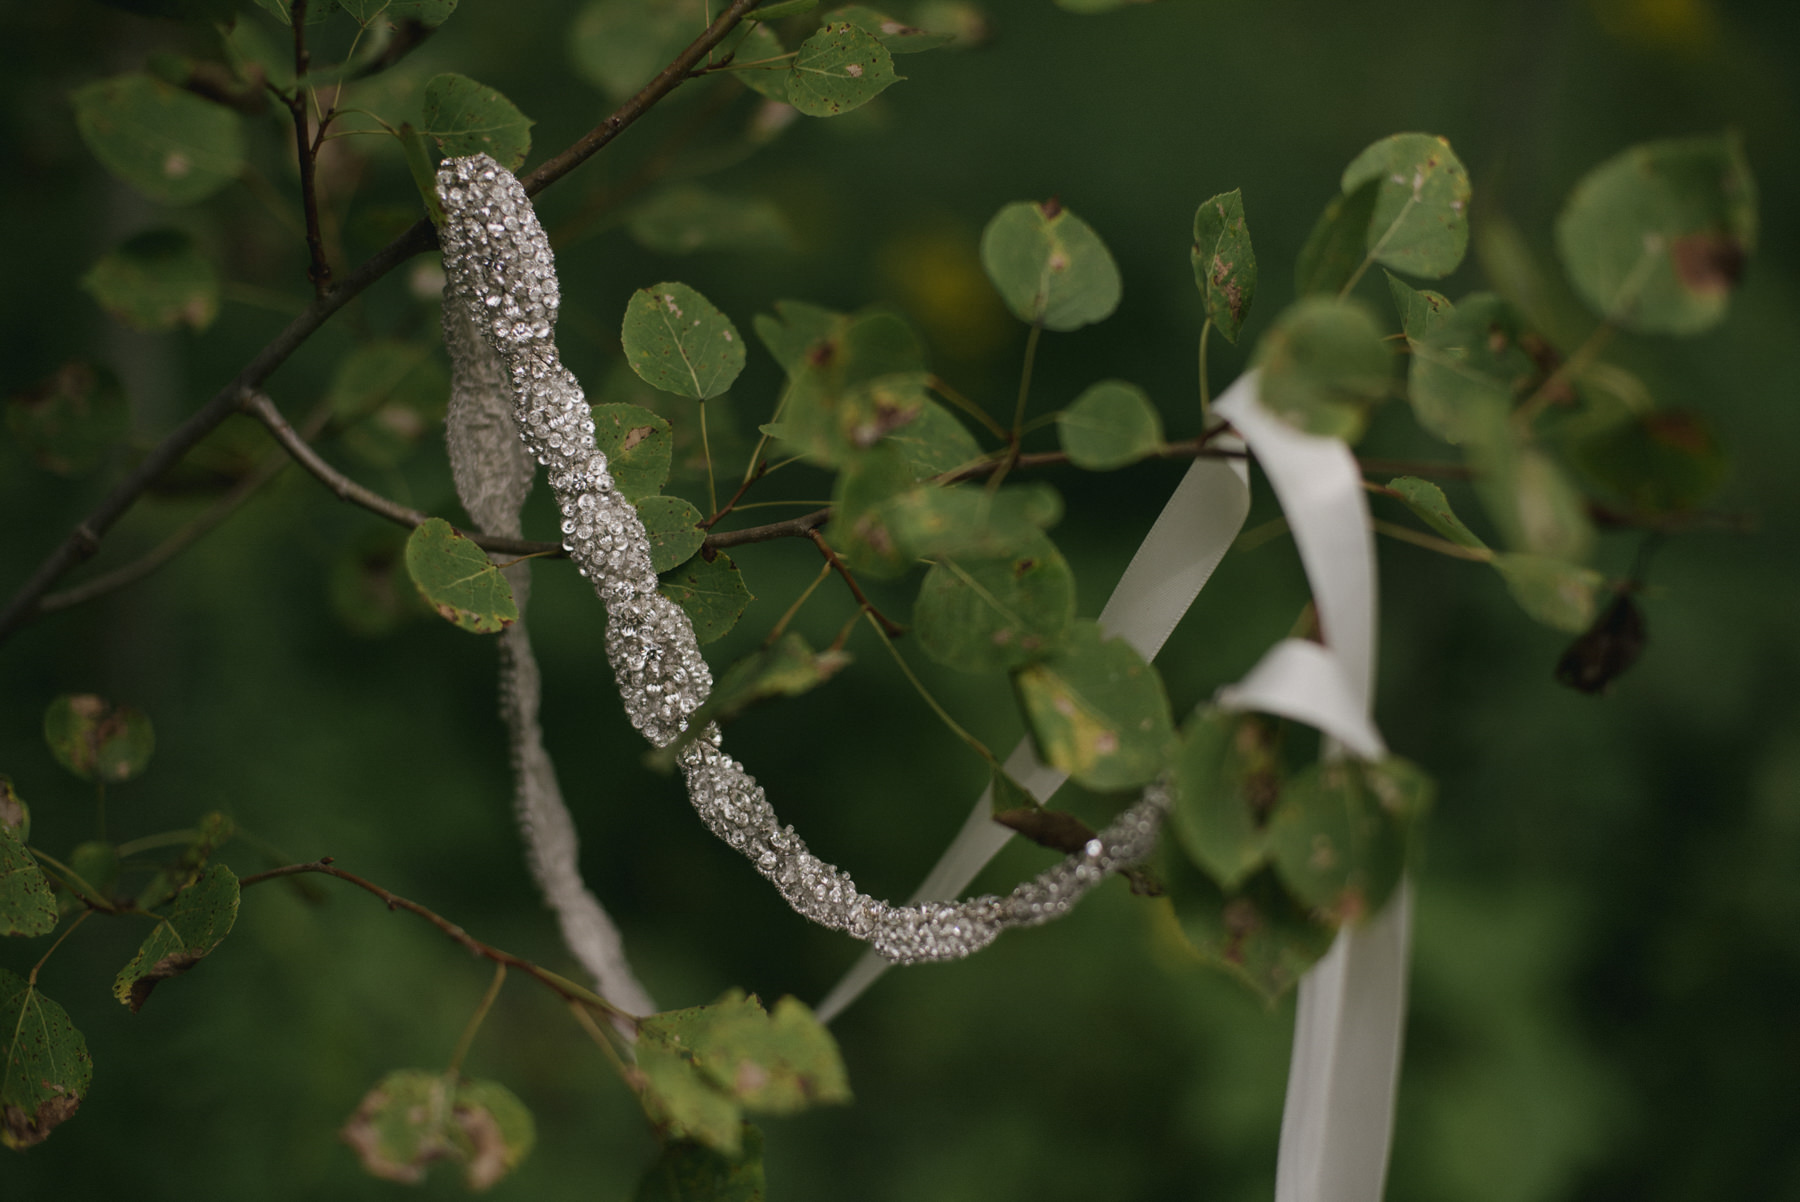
top-left (621, 424), bottom-right (654, 452)
top-left (2, 1093), bottom-right (82, 1150)
top-left (1037, 196), bottom-right (1063, 219)
top-left (125, 949), bottom-right (208, 1013)
top-left (1671, 231), bottom-right (1746, 296)
top-left (1644, 410), bottom-right (1712, 454)
top-left (994, 806), bottom-right (1097, 855)
top-left (454, 1103), bottom-right (512, 1190)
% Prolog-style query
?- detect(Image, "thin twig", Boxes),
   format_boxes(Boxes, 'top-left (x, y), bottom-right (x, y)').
top-left (808, 528), bottom-right (904, 637)
top-left (285, 0), bottom-right (332, 295)
top-left (703, 507), bottom-right (830, 550)
top-left (239, 858), bottom-right (640, 1026)
top-left (1356, 457), bottom-right (1475, 481)
top-left (239, 391), bottom-right (559, 557)
top-left (0, 0), bottom-right (764, 645)
top-left (700, 459), bottom-right (765, 530)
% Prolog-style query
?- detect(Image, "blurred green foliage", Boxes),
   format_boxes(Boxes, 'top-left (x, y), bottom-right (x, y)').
top-left (3, 0), bottom-right (1799, 1198)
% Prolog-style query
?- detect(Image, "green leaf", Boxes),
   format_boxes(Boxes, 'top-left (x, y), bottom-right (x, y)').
top-left (338, 0), bottom-right (458, 25)
top-left (988, 767), bottom-right (1038, 818)
top-left (637, 1039), bottom-right (747, 1155)
top-left (1191, 189), bottom-right (1257, 343)
top-left (1167, 709), bottom-right (1280, 891)
top-left (1475, 214), bottom-right (1595, 353)
top-left (0, 777), bottom-right (27, 843)
top-left (627, 186), bottom-right (791, 255)
top-left (825, 5), bottom-right (956, 52)
top-left (5, 363), bottom-right (130, 478)
top-left (1339, 132), bottom-right (1472, 280)
top-left (754, 300), bottom-right (848, 376)
top-left (914, 533), bottom-right (1076, 672)
top-left (1405, 293), bottom-right (1532, 445)
top-left (113, 864), bottom-right (239, 1012)
top-left (1493, 554), bottom-right (1602, 633)
top-left (702, 634), bottom-right (851, 726)
top-left (1474, 440), bottom-right (1595, 564)
top-left (1252, 297), bottom-right (1391, 442)
top-left (327, 340), bottom-right (448, 467)
top-left (642, 992), bottom-right (852, 1124)
top-left (69, 842), bottom-right (120, 905)
top-left (637, 496), bottom-right (708, 574)
top-left (44, 694), bottom-right (155, 784)
top-left (135, 811), bottom-right (235, 911)
top-left (660, 553), bottom-right (754, 644)
top-left (774, 313), bottom-right (927, 467)
top-left (1384, 271), bottom-right (1453, 340)
top-left (1157, 857), bottom-right (1331, 1003)
top-left (341, 1069), bottom-right (535, 1189)
top-left (1012, 620), bottom-right (1175, 791)
top-left (884, 482), bottom-right (1062, 560)
top-left (1294, 178), bottom-right (1378, 297)
top-left (829, 442), bottom-right (917, 579)
top-left (886, 400), bottom-right (983, 477)
top-left (420, 73), bottom-right (533, 171)
top-left (1267, 760), bottom-right (1408, 925)
top-left (786, 22), bottom-right (901, 118)
top-left (980, 200), bottom-right (1122, 331)
top-left (0, 970), bottom-right (93, 1149)
top-left (1569, 409), bottom-right (1727, 517)
top-left (81, 228), bottom-right (218, 333)
top-left (593, 403), bottom-right (675, 502)
top-left (71, 72), bottom-right (246, 205)
top-left (1554, 133), bottom-right (1756, 336)
top-left (572, 0), bottom-right (695, 102)
top-left (0, 824), bottom-right (57, 938)
top-left (623, 284), bottom-right (748, 401)
top-left (398, 123), bottom-right (447, 225)
top-left (404, 518), bottom-right (518, 634)
top-left (1056, 380), bottom-right (1163, 470)
top-left (635, 1125), bottom-right (766, 1202)
top-left (728, 23), bottom-right (790, 102)
top-left (1386, 477), bottom-right (1488, 551)
top-left (749, 0), bottom-right (817, 17)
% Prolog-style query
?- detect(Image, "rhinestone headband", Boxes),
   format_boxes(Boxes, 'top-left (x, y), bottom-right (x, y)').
top-left (436, 154), bottom-right (1166, 965)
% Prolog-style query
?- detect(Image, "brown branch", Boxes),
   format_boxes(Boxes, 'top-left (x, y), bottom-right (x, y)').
top-left (241, 391), bottom-right (562, 557)
top-left (699, 460), bottom-right (767, 530)
top-left (519, 0), bottom-right (765, 199)
top-left (239, 858), bottom-right (640, 1026)
top-left (286, 0), bottom-right (332, 295)
top-left (0, 3), bottom-right (766, 645)
top-left (808, 528), bottom-right (904, 637)
top-left (703, 507), bottom-right (830, 551)
top-left (1356, 457), bottom-right (1475, 481)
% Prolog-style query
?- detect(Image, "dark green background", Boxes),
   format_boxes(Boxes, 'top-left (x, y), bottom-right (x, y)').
top-left (3, 0), bottom-right (1798, 1197)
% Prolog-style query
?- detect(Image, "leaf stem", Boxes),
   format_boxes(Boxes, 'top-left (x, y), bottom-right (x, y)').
top-left (27, 911), bottom-right (93, 987)
top-left (114, 828), bottom-right (201, 859)
top-left (1370, 518), bottom-right (1495, 562)
top-left (767, 562), bottom-right (833, 644)
top-left (699, 401), bottom-right (719, 513)
top-left (28, 849), bottom-right (116, 913)
top-left (865, 612), bottom-right (997, 767)
top-left (929, 375), bottom-right (1007, 441)
top-left (807, 529), bottom-right (904, 637)
top-left (1011, 323), bottom-right (1043, 438)
top-left (1197, 317), bottom-right (1214, 422)
top-left (446, 963), bottom-right (507, 1078)
top-left (238, 859), bottom-right (641, 1028)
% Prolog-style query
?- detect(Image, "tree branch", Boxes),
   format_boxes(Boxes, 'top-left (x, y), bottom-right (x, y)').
top-left (518, 0), bottom-right (765, 199)
top-left (808, 528), bottom-right (904, 637)
top-left (703, 507), bottom-right (831, 550)
top-left (239, 858), bottom-right (640, 1026)
top-left (240, 391), bottom-right (560, 557)
top-left (0, 0), bottom-right (765, 646)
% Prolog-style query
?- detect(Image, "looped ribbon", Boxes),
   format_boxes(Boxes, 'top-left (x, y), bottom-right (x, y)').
top-left (818, 372), bottom-right (1412, 1202)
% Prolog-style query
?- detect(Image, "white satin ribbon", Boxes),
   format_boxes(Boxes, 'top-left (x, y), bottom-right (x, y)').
top-left (1212, 385), bottom-right (1409, 1202)
top-left (817, 371), bottom-right (1412, 1202)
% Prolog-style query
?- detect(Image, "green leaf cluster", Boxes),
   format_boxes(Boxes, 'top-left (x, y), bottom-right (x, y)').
top-left (1160, 708), bottom-right (1433, 999)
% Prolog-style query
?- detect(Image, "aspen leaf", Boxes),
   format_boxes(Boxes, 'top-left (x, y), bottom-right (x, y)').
top-left (1192, 189), bottom-right (1257, 343)
top-left (113, 864), bottom-right (239, 1011)
top-left (660, 553), bottom-right (753, 644)
top-left (44, 694), bottom-right (155, 784)
top-left (1013, 621), bottom-right (1174, 791)
top-left (787, 22), bottom-right (900, 118)
top-left (404, 518), bottom-right (518, 634)
top-left (72, 72), bottom-right (246, 205)
top-left (593, 402), bottom-right (675, 502)
top-left (341, 1069), bottom-right (536, 1189)
top-left (1056, 380), bottom-right (1163, 470)
top-left (0, 824), bottom-right (57, 938)
top-left (636, 496), bottom-right (707, 574)
top-left (421, 73), bottom-right (533, 171)
top-left (634, 1124), bottom-right (766, 1202)
top-left (623, 284), bottom-right (747, 401)
top-left (914, 533), bottom-right (1076, 672)
top-left (1340, 132), bottom-right (1472, 280)
top-left (1253, 297), bottom-right (1391, 442)
top-left (0, 970), bottom-right (93, 1149)
top-left (82, 228), bottom-right (219, 333)
top-left (5, 363), bottom-right (130, 478)
top-left (980, 200), bottom-right (1122, 331)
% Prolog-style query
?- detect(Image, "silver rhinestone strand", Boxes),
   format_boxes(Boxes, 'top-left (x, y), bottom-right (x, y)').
top-left (436, 154), bottom-right (1168, 965)
top-left (443, 289), bottom-right (657, 1018)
